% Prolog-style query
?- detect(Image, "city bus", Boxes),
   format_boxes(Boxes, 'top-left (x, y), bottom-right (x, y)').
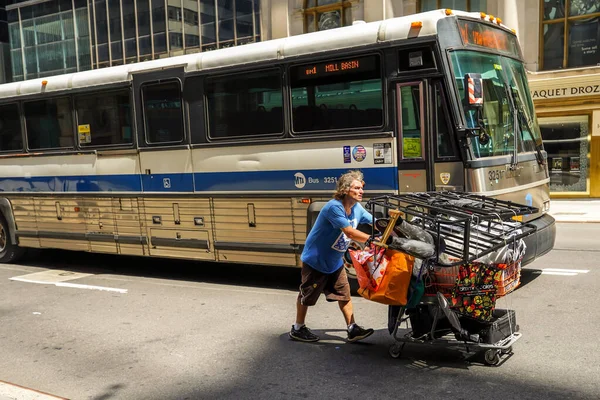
top-left (0, 9), bottom-right (555, 271)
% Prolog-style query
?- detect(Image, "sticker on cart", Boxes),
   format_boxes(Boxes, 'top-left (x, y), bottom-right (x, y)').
top-left (374, 143), bottom-right (392, 164)
top-left (352, 145), bottom-right (367, 162)
top-left (343, 146), bottom-right (351, 163)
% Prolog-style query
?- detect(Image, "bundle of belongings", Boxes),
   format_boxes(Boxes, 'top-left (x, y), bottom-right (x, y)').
top-left (348, 214), bottom-right (443, 306)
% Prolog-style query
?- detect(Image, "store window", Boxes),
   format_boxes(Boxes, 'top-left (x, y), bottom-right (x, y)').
top-left (539, 115), bottom-right (589, 193)
top-left (418, 0), bottom-right (487, 12)
top-left (303, 1), bottom-right (353, 33)
top-left (542, 0), bottom-right (600, 70)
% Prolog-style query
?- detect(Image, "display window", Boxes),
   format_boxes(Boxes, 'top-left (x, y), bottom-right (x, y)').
top-left (539, 115), bottom-right (590, 193)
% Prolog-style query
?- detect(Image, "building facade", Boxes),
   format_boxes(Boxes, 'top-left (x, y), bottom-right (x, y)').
top-left (2, 0), bottom-right (599, 197)
top-left (4, 0), bottom-right (262, 81)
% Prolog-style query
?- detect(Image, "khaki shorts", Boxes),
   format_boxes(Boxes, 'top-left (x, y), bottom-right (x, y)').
top-left (298, 262), bottom-right (351, 306)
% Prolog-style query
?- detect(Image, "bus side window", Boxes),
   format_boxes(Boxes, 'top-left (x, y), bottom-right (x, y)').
top-left (205, 69), bottom-right (284, 139)
top-left (0, 104), bottom-right (23, 152)
top-left (141, 81), bottom-right (184, 144)
top-left (75, 89), bottom-right (132, 147)
top-left (290, 54), bottom-right (383, 133)
top-left (435, 84), bottom-right (457, 158)
top-left (24, 97), bottom-right (74, 150)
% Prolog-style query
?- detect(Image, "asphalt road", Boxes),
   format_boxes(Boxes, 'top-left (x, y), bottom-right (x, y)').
top-left (0, 222), bottom-right (598, 400)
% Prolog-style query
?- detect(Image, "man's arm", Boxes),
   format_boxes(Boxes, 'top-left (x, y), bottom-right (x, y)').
top-left (341, 226), bottom-right (371, 244)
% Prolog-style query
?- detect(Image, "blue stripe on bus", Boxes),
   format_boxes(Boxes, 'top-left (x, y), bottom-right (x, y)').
top-left (141, 173), bottom-right (194, 192)
top-left (193, 167), bottom-right (398, 191)
top-left (0, 174), bottom-right (142, 192)
top-left (0, 167), bottom-right (398, 193)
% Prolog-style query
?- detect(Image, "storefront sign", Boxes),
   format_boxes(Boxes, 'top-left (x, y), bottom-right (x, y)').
top-left (531, 84), bottom-right (600, 99)
top-left (529, 74), bottom-right (600, 100)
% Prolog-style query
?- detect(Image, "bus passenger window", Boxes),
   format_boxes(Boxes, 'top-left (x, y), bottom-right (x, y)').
top-left (25, 97), bottom-right (74, 150)
top-left (75, 90), bottom-right (132, 147)
top-left (290, 55), bottom-right (383, 133)
top-left (0, 104), bottom-right (23, 152)
top-left (142, 81), bottom-right (184, 144)
top-left (205, 69), bottom-right (283, 139)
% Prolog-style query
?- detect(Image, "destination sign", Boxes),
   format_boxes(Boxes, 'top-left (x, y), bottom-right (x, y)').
top-left (292, 55), bottom-right (378, 81)
top-left (458, 20), bottom-right (520, 58)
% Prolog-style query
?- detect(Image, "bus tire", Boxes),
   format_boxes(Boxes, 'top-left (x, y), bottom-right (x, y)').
top-left (0, 215), bottom-right (24, 264)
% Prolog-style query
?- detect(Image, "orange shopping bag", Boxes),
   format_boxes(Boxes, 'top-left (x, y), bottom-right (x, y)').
top-left (357, 250), bottom-right (414, 306)
top-left (348, 245), bottom-right (389, 292)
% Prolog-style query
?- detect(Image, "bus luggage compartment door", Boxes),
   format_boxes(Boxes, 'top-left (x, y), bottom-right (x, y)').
top-left (149, 228), bottom-right (214, 260)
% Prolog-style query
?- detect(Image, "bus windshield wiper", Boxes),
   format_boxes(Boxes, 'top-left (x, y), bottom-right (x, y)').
top-left (503, 83), bottom-right (519, 169)
top-left (509, 88), bottom-right (546, 167)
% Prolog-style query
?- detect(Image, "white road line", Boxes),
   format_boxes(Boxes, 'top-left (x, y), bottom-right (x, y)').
top-left (542, 268), bottom-right (590, 273)
top-left (10, 277), bottom-right (127, 293)
top-left (0, 380), bottom-right (67, 400)
top-left (540, 271), bottom-right (578, 276)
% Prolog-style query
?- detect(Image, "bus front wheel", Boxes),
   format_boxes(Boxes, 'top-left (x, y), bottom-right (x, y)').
top-left (0, 215), bottom-right (24, 263)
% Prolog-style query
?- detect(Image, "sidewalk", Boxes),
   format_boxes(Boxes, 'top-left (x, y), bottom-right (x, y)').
top-left (548, 199), bottom-right (600, 223)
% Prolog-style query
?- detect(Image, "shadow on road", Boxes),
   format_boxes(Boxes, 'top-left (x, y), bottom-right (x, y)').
top-left (18, 248), bottom-right (302, 293)
top-left (134, 329), bottom-right (593, 400)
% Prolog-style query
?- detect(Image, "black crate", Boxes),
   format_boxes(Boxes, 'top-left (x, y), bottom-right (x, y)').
top-left (460, 309), bottom-right (517, 344)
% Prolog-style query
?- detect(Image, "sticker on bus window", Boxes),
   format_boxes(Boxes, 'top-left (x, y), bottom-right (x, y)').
top-left (78, 124), bottom-right (91, 144)
top-left (374, 143), bottom-right (392, 164)
top-left (494, 64), bottom-right (502, 70)
top-left (403, 138), bottom-right (422, 158)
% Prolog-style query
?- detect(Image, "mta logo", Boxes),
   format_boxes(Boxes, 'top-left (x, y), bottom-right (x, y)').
top-left (294, 172), bottom-right (306, 189)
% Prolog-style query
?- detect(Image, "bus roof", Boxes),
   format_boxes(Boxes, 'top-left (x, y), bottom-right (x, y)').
top-left (0, 9), bottom-right (508, 99)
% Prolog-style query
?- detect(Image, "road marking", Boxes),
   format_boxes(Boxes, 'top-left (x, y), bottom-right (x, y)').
top-left (10, 277), bottom-right (128, 293)
top-left (9, 270), bottom-right (92, 283)
top-left (0, 380), bottom-right (67, 400)
top-left (9, 270), bottom-right (127, 293)
top-left (541, 268), bottom-right (590, 276)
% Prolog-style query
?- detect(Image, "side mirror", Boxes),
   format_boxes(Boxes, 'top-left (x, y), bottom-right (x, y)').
top-left (463, 73), bottom-right (490, 144)
top-left (464, 73), bottom-right (484, 107)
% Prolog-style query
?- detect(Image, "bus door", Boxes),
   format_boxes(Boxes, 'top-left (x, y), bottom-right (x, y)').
top-left (395, 80), bottom-right (464, 193)
top-left (430, 80), bottom-right (464, 192)
top-left (396, 81), bottom-right (433, 192)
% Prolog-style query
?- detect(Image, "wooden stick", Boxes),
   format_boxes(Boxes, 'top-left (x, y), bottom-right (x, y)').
top-left (373, 209), bottom-right (402, 248)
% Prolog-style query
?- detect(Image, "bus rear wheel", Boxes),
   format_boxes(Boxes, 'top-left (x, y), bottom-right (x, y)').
top-left (0, 215), bottom-right (24, 263)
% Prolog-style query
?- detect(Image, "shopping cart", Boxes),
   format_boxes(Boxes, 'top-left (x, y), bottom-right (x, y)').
top-left (363, 192), bottom-right (537, 365)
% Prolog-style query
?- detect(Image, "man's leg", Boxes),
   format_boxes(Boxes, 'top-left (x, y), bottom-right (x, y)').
top-left (328, 269), bottom-right (374, 343)
top-left (296, 297), bottom-right (309, 325)
top-left (338, 299), bottom-right (355, 326)
top-left (289, 263), bottom-right (323, 342)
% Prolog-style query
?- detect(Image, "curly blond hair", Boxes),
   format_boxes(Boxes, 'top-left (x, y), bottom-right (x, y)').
top-left (333, 170), bottom-right (364, 200)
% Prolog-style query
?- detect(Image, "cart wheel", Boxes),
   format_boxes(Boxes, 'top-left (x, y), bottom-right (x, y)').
top-left (389, 343), bottom-right (404, 359)
top-left (501, 346), bottom-right (513, 355)
top-left (484, 349), bottom-right (501, 366)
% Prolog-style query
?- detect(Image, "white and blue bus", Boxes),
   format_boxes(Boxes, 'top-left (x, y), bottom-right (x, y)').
top-left (0, 9), bottom-right (555, 270)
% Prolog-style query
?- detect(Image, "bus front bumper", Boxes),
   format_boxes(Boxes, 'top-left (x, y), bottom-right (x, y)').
top-left (521, 213), bottom-right (556, 266)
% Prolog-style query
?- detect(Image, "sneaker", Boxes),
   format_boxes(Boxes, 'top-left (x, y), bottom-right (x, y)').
top-left (347, 325), bottom-right (374, 343)
top-left (289, 325), bottom-right (320, 342)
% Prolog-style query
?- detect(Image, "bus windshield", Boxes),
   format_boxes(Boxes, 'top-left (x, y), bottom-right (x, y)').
top-left (450, 51), bottom-right (543, 159)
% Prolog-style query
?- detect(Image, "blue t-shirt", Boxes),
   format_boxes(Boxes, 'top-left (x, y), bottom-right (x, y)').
top-left (301, 199), bottom-right (373, 274)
